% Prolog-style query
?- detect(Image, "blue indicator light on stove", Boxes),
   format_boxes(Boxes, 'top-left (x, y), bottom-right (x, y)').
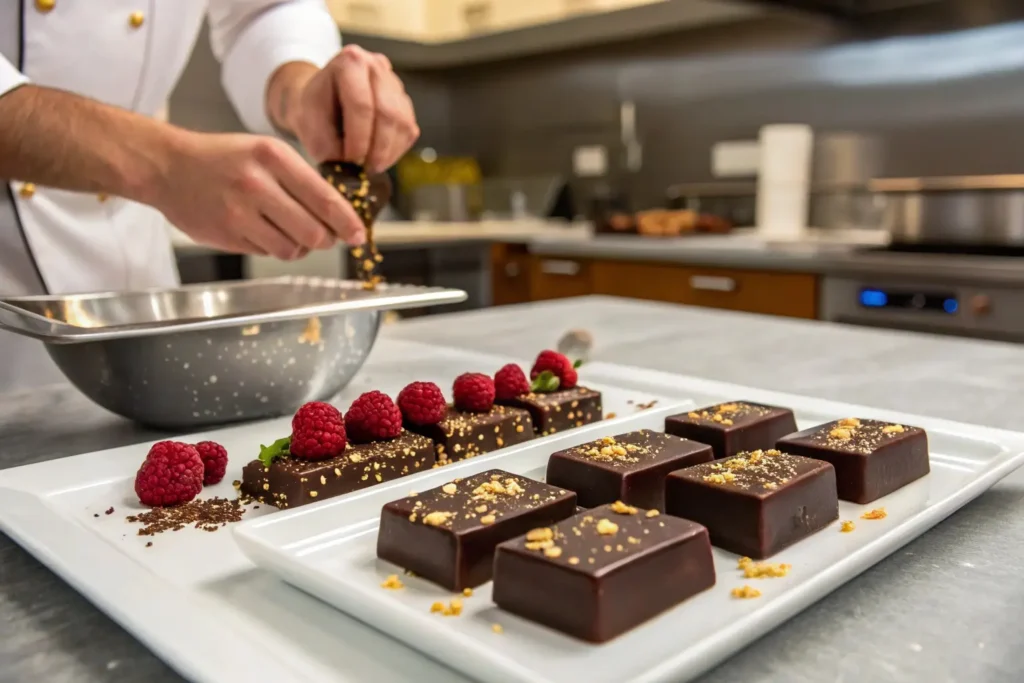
top-left (859, 289), bottom-right (887, 307)
top-left (943, 299), bottom-right (958, 314)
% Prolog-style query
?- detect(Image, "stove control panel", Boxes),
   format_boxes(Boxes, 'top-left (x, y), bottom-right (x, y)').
top-left (821, 278), bottom-right (1024, 341)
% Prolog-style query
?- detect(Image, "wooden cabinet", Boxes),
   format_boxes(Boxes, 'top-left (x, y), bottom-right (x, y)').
top-left (490, 246), bottom-right (819, 319)
top-left (591, 261), bottom-right (818, 319)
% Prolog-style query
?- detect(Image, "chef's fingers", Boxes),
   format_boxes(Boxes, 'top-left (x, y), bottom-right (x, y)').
top-left (260, 180), bottom-right (336, 252)
top-left (267, 146), bottom-right (366, 246)
top-left (296, 72), bottom-right (345, 162)
top-left (365, 56), bottom-right (419, 173)
top-left (243, 210), bottom-right (303, 261)
top-left (333, 46), bottom-right (375, 166)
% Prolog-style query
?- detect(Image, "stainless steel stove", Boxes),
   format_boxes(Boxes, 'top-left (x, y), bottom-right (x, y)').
top-left (820, 242), bottom-right (1024, 343)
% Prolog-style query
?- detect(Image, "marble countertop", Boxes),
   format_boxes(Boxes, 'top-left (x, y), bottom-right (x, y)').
top-left (4, 296), bottom-right (1024, 682)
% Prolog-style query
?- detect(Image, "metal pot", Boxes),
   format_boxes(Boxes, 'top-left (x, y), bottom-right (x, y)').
top-left (869, 175), bottom-right (1024, 245)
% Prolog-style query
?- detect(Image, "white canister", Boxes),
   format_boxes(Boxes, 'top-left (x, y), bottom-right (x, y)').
top-left (756, 124), bottom-right (814, 239)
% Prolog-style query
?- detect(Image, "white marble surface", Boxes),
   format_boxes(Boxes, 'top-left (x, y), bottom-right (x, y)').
top-left (2, 296), bottom-right (1024, 683)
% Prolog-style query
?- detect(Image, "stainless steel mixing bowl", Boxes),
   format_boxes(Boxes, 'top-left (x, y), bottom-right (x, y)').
top-left (0, 277), bottom-right (466, 429)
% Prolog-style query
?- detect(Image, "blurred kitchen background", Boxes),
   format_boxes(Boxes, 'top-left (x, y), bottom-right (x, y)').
top-left (169, 0), bottom-right (1024, 342)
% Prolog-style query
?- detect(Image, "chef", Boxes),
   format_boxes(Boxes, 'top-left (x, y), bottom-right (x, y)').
top-left (0, 0), bottom-right (419, 391)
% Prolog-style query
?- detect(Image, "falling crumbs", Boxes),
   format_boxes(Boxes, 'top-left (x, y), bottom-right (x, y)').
top-left (841, 520), bottom-right (856, 533)
top-left (430, 599), bottom-right (463, 616)
top-left (125, 497), bottom-right (246, 537)
top-left (861, 507), bottom-right (888, 520)
top-left (491, 623), bottom-right (503, 634)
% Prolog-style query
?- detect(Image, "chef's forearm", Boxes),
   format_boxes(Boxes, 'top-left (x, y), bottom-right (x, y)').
top-left (265, 61), bottom-right (318, 137)
top-left (0, 84), bottom-right (181, 205)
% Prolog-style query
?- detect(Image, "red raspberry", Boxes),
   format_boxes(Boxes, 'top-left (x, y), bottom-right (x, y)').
top-left (134, 441), bottom-right (204, 507)
top-left (345, 391), bottom-right (402, 442)
top-left (397, 381), bottom-right (447, 426)
top-left (453, 373), bottom-right (495, 413)
top-left (291, 401), bottom-right (347, 459)
top-left (531, 350), bottom-right (578, 390)
top-left (494, 364), bottom-right (530, 400)
top-left (194, 440), bottom-right (228, 485)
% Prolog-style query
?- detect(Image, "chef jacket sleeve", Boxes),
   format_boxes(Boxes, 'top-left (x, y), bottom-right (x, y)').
top-left (0, 54), bottom-right (29, 99)
top-left (207, 0), bottom-right (342, 135)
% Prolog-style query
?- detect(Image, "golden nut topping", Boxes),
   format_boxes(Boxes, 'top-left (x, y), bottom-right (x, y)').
top-left (441, 483), bottom-right (457, 495)
top-left (837, 418), bottom-right (861, 427)
top-left (568, 556), bottom-right (580, 565)
top-left (462, 587), bottom-right (473, 597)
top-left (19, 183), bottom-right (36, 198)
top-left (543, 546), bottom-right (563, 558)
top-left (596, 519), bottom-right (619, 535)
top-left (480, 514), bottom-right (496, 525)
top-left (882, 424), bottom-right (906, 434)
top-left (526, 527), bottom-right (553, 542)
top-left (380, 574), bottom-right (404, 590)
top-left (645, 509), bottom-right (660, 518)
top-left (128, 11), bottom-right (144, 27)
top-left (861, 507), bottom-right (887, 520)
top-left (609, 500), bottom-right (638, 515)
top-left (829, 428), bottom-right (853, 440)
top-left (731, 585), bottom-right (762, 599)
top-left (422, 511), bottom-right (453, 526)
top-left (35, 0), bottom-right (55, 13)
top-left (840, 520), bottom-right (855, 533)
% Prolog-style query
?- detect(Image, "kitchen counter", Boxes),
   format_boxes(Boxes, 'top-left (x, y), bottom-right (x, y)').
top-left (171, 219), bottom-right (588, 255)
top-left (3, 296), bottom-right (1024, 682)
top-left (529, 234), bottom-right (1024, 286)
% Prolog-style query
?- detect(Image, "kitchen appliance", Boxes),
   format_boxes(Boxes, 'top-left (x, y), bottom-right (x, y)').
top-left (820, 242), bottom-right (1024, 342)
top-left (0, 277), bottom-right (466, 428)
top-left (870, 175), bottom-right (1024, 245)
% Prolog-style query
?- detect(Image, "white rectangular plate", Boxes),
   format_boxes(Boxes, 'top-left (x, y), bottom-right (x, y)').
top-left (234, 362), bottom-right (1024, 683)
top-left (0, 340), bottom-right (678, 683)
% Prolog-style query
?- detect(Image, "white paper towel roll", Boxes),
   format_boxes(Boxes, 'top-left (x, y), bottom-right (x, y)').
top-left (756, 124), bottom-right (813, 239)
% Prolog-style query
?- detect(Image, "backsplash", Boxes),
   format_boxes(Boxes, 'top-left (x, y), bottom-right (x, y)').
top-left (170, 9), bottom-right (1024, 212)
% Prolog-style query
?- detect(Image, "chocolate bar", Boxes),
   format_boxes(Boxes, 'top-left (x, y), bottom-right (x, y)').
top-left (492, 502), bottom-right (716, 642)
top-left (240, 431), bottom-right (433, 509)
top-left (405, 405), bottom-right (533, 465)
top-left (776, 418), bottom-right (929, 504)
top-left (546, 430), bottom-right (713, 510)
top-left (376, 469), bottom-right (577, 590)
top-left (665, 401), bottom-right (797, 460)
top-left (664, 449), bottom-right (838, 558)
top-left (498, 386), bottom-right (602, 436)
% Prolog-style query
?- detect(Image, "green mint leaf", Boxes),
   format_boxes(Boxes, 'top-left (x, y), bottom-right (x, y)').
top-left (258, 436), bottom-right (292, 467)
top-left (531, 370), bottom-right (561, 393)
top-left (572, 359), bottom-right (583, 369)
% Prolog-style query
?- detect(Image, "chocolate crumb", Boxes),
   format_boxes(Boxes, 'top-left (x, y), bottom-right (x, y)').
top-left (145, 542), bottom-right (153, 548)
top-left (104, 507), bottom-right (115, 515)
top-left (125, 497), bottom-right (246, 536)
top-left (93, 513), bottom-right (99, 518)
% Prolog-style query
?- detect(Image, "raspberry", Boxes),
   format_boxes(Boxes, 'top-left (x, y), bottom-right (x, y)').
top-left (453, 373), bottom-right (495, 413)
top-left (134, 441), bottom-right (204, 507)
top-left (346, 391), bottom-right (402, 442)
top-left (291, 401), bottom-right (347, 459)
top-left (531, 350), bottom-right (578, 390)
top-left (397, 381), bottom-right (447, 426)
top-left (494, 364), bottom-right (530, 401)
top-left (194, 440), bottom-right (228, 485)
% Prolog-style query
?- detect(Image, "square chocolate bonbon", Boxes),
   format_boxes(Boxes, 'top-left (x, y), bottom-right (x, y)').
top-left (376, 469), bottom-right (577, 590)
top-left (665, 449), bottom-right (838, 559)
top-left (665, 401), bottom-right (797, 460)
top-left (499, 386), bottom-right (602, 436)
top-left (492, 502), bottom-right (716, 643)
top-left (405, 405), bottom-right (533, 465)
top-left (546, 430), bottom-right (713, 510)
top-left (240, 431), bottom-right (433, 509)
top-left (776, 418), bottom-right (929, 504)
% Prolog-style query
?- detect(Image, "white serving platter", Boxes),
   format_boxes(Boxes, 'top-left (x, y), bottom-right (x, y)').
top-left (233, 361), bottom-right (1024, 683)
top-left (0, 339), bottom-right (680, 683)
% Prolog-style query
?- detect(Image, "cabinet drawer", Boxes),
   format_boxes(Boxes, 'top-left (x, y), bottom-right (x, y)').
top-left (531, 257), bottom-right (594, 301)
top-left (327, 0), bottom-right (426, 38)
top-left (491, 244), bottom-right (533, 306)
top-left (592, 261), bottom-right (818, 319)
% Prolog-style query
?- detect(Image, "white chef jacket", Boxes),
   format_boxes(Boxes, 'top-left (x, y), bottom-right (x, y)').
top-left (0, 0), bottom-right (341, 391)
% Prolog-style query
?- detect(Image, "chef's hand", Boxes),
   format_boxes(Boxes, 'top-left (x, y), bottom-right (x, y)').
top-left (154, 131), bottom-right (366, 260)
top-left (267, 46), bottom-right (420, 172)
